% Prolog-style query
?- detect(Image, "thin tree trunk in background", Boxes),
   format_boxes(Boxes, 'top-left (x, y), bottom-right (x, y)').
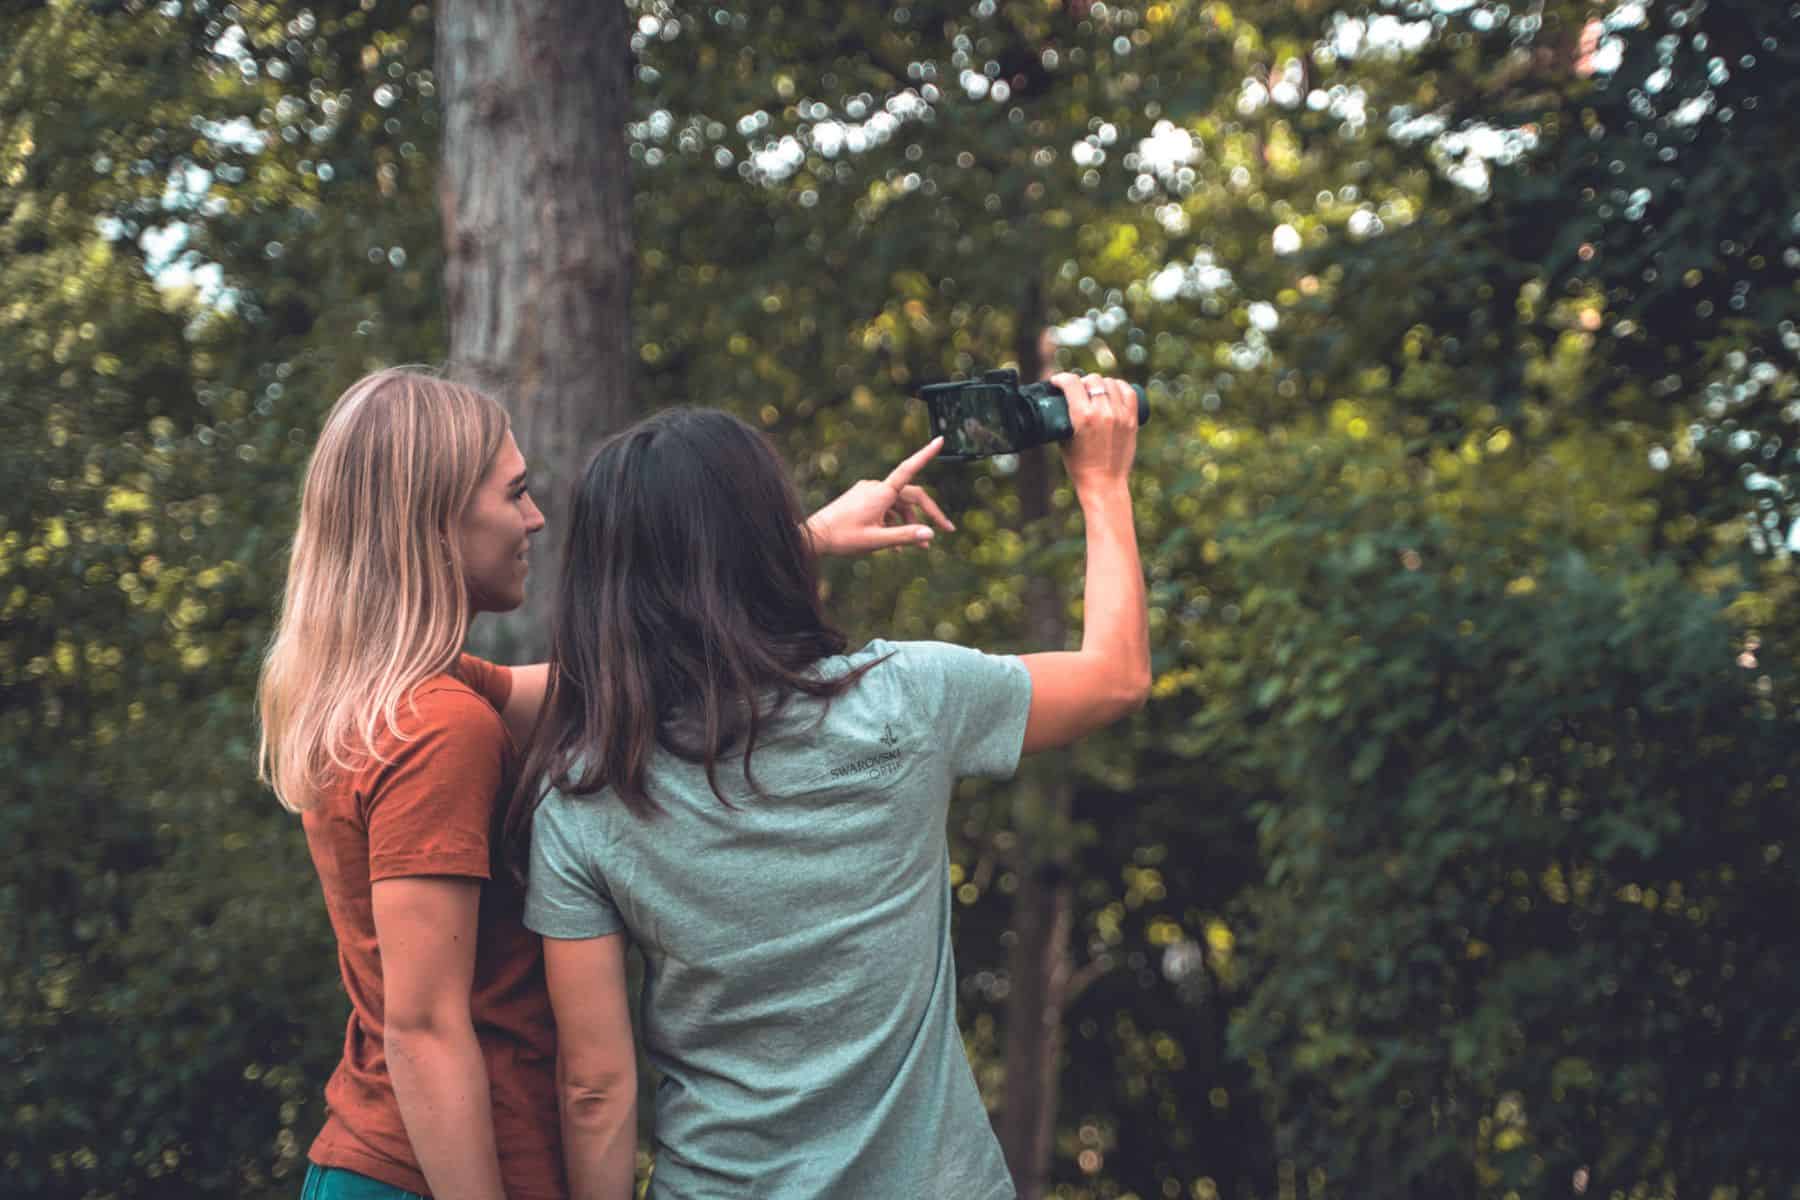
top-left (996, 299), bottom-right (1075, 1200)
top-left (999, 851), bottom-right (1074, 1199)
top-left (438, 0), bottom-right (635, 660)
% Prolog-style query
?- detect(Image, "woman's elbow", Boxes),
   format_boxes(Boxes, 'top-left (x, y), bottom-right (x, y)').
top-left (1115, 670), bottom-right (1152, 717)
top-left (559, 1056), bottom-right (637, 1112)
top-left (384, 999), bottom-right (468, 1042)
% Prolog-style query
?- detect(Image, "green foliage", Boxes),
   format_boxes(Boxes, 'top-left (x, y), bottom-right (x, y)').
top-left (3, 2), bottom-right (442, 1194)
top-left (1201, 433), bottom-right (1798, 1196)
top-left (1308, 0), bottom-right (1800, 544)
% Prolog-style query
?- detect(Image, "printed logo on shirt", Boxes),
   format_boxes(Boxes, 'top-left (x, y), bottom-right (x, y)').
top-left (830, 743), bottom-right (905, 781)
top-left (880, 722), bottom-right (900, 748)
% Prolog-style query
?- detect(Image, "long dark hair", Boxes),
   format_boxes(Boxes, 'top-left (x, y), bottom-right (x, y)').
top-left (506, 407), bottom-right (879, 860)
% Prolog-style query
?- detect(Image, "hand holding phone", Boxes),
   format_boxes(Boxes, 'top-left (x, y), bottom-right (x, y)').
top-left (1048, 372), bottom-right (1139, 496)
top-left (918, 368), bottom-right (1148, 460)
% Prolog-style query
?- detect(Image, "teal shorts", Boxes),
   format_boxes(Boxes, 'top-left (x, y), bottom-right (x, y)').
top-left (301, 1164), bottom-right (427, 1200)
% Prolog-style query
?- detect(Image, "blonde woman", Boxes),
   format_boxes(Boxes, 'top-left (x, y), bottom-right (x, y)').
top-left (258, 367), bottom-right (952, 1200)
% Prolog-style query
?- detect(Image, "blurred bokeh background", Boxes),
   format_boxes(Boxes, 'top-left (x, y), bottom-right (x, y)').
top-left (4, 1), bottom-right (1798, 1197)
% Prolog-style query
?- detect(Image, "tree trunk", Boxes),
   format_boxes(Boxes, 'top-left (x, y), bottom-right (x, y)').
top-left (998, 849), bottom-right (1074, 1199)
top-left (438, 0), bottom-right (636, 660)
top-left (996, 301), bottom-right (1075, 1200)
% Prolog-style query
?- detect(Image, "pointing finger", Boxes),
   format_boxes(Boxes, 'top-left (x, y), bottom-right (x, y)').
top-left (883, 436), bottom-right (945, 490)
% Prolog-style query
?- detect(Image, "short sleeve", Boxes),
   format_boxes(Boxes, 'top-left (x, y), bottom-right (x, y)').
top-left (524, 793), bottom-right (625, 940)
top-left (456, 654), bottom-right (515, 714)
top-left (887, 640), bottom-right (1033, 780)
top-left (365, 687), bottom-right (506, 882)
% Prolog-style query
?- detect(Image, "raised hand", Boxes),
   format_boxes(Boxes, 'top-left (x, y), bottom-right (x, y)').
top-left (1048, 372), bottom-right (1138, 496)
top-left (804, 436), bottom-right (956, 556)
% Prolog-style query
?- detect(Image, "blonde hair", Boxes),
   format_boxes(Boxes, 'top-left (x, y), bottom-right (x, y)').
top-left (258, 367), bottom-right (509, 812)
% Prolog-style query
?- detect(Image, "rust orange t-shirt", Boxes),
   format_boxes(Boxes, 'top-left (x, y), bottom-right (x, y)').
top-left (302, 654), bottom-right (564, 1200)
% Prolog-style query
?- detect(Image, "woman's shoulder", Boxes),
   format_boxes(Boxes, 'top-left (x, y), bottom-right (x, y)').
top-left (846, 638), bottom-right (992, 680)
top-left (842, 637), bottom-right (953, 669)
top-left (320, 669), bottom-right (514, 815)
top-left (411, 673), bottom-right (506, 730)
top-left (845, 638), bottom-right (1029, 710)
top-left (853, 636), bottom-right (986, 660)
top-left (449, 652), bottom-right (514, 711)
top-left (370, 665), bottom-right (509, 759)
top-left (823, 638), bottom-right (908, 687)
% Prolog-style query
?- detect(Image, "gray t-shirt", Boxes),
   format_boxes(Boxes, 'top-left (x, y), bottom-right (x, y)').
top-left (525, 639), bottom-right (1031, 1200)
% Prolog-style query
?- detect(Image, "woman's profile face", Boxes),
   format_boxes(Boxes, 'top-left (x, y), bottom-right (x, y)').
top-left (459, 430), bottom-right (545, 614)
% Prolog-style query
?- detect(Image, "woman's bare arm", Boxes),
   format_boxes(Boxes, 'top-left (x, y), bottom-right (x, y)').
top-left (500, 663), bottom-right (551, 749)
top-left (372, 876), bottom-right (507, 1200)
top-left (544, 933), bottom-right (638, 1200)
top-left (1019, 373), bottom-right (1151, 753)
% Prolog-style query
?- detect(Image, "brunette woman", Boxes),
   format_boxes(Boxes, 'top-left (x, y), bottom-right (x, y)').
top-left (516, 372), bottom-right (1148, 1199)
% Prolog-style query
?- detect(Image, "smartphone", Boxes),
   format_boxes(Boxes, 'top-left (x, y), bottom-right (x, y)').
top-left (923, 383), bottom-right (1031, 458)
top-left (920, 371), bottom-right (1149, 460)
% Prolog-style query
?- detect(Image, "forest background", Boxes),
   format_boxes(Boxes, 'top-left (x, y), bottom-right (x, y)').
top-left (4, 1), bottom-right (1799, 1198)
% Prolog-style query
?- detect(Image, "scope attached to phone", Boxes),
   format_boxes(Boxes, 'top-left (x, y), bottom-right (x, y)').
top-left (919, 368), bottom-right (1149, 460)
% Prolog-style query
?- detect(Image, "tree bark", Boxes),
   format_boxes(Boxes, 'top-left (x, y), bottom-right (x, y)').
top-left (438, 0), bottom-right (636, 660)
top-left (995, 299), bottom-right (1075, 1200)
top-left (998, 851), bottom-right (1074, 1200)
